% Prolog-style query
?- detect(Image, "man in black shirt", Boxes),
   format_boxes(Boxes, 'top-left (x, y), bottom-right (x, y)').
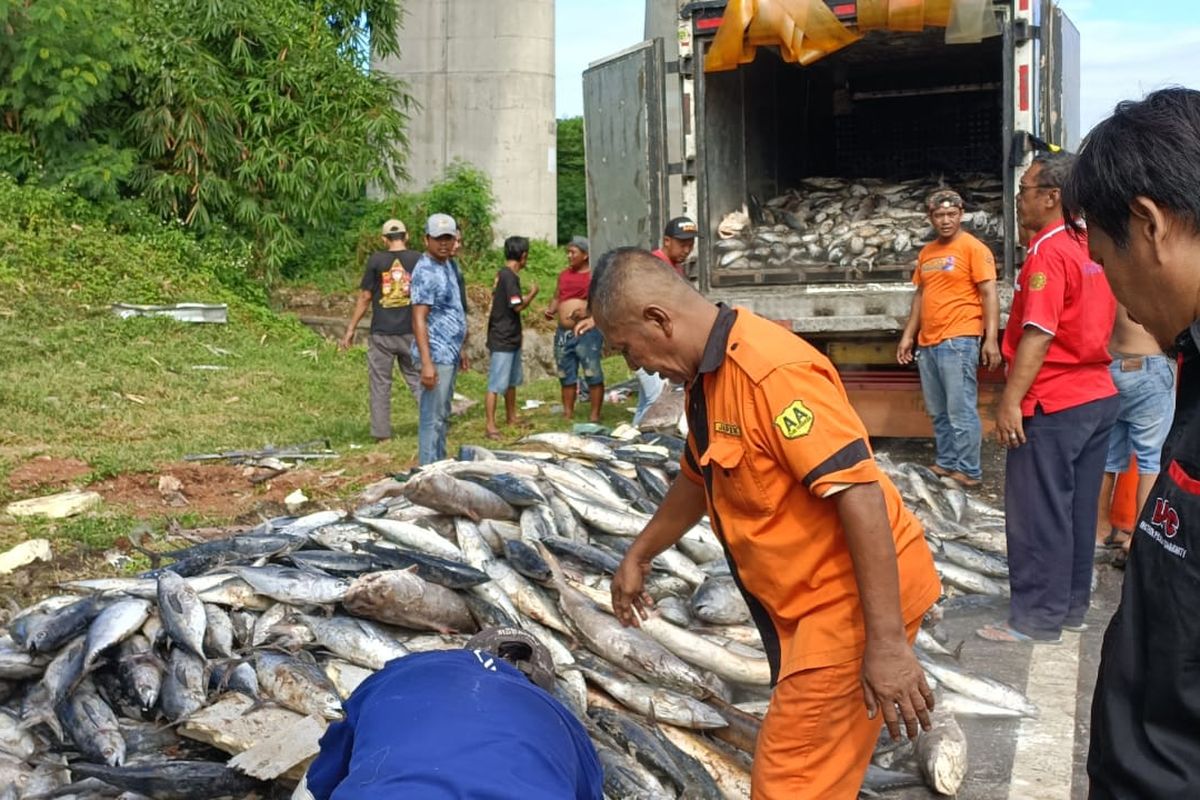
top-left (1064, 88), bottom-right (1200, 800)
top-left (340, 219), bottom-right (422, 442)
top-left (485, 236), bottom-right (538, 439)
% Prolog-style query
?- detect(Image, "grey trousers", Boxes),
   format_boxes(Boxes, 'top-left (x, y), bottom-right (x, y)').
top-left (367, 333), bottom-right (420, 439)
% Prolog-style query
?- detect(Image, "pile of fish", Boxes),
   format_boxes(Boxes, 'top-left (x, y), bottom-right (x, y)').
top-left (714, 175), bottom-right (1004, 278)
top-left (0, 431), bottom-right (1034, 800)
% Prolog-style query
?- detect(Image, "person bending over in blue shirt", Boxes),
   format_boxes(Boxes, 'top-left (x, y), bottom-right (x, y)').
top-left (300, 627), bottom-right (603, 800)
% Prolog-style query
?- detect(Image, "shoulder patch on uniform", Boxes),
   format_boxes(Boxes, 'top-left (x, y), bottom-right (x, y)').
top-left (773, 400), bottom-right (814, 439)
top-left (1029, 272), bottom-right (1047, 291)
top-left (714, 421), bottom-right (741, 436)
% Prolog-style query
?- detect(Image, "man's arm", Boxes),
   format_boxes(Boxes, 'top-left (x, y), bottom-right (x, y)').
top-left (978, 279), bottom-right (1001, 369)
top-left (516, 282), bottom-right (539, 312)
top-left (836, 482), bottom-right (935, 740)
top-left (412, 304), bottom-right (437, 389)
top-left (611, 475), bottom-right (707, 627)
top-left (896, 286), bottom-right (923, 365)
top-left (340, 290), bottom-right (373, 350)
top-left (995, 327), bottom-right (1053, 445)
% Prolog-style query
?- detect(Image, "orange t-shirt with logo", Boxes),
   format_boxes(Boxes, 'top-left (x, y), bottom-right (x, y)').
top-left (912, 232), bottom-right (997, 347)
top-left (679, 306), bottom-right (942, 683)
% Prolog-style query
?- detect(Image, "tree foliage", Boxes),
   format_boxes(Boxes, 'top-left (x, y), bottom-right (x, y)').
top-left (0, 0), bottom-right (412, 280)
top-left (556, 116), bottom-right (587, 245)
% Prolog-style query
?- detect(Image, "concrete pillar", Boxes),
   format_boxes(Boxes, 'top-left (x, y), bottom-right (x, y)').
top-left (374, 0), bottom-right (557, 242)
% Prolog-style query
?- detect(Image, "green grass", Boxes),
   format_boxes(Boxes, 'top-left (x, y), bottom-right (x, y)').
top-left (0, 177), bottom-right (633, 558)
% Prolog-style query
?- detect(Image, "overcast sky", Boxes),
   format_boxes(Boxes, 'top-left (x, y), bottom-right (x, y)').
top-left (555, 0), bottom-right (1200, 135)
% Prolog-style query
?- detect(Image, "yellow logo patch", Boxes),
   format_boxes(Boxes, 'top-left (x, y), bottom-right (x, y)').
top-left (773, 400), bottom-right (815, 439)
top-left (1029, 272), bottom-right (1048, 291)
top-left (714, 421), bottom-right (741, 436)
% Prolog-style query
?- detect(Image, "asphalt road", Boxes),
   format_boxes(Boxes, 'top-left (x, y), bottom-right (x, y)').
top-left (874, 436), bottom-right (1123, 800)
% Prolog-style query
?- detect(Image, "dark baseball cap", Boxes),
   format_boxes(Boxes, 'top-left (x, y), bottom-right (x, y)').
top-left (664, 216), bottom-right (699, 240)
top-left (464, 626), bottom-right (556, 693)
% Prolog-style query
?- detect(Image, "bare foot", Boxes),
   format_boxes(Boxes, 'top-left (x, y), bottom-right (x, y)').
top-left (485, 430), bottom-right (502, 441)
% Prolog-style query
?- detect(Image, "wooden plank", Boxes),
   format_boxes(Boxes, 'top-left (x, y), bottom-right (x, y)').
top-left (179, 694), bottom-right (326, 784)
top-left (228, 715), bottom-right (325, 780)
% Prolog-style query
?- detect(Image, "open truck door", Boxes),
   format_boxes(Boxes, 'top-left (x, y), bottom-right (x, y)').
top-left (1039, 0), bottom-right (1081, 150)
top-left (582, 39), bottom-right (669, 256)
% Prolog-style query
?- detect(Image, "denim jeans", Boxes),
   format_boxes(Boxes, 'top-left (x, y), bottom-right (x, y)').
top-left (916, 335), bottom-right (982, 479)
top-left (417, 362), bottom-right (458, 465)
top-left (633, 368), bottom-right (667, 426)
top-left (1104, 355), bottom-right (1176, 473)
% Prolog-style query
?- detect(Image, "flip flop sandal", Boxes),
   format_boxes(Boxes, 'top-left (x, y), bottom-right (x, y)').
top-left (1113, 548), bottom-right (1128, 570)
top-left (950, 472), bottom-right (982, 489)
top-left (1103, 529), bottom-right (1132, 549)
top-left (976, 622), bottom-right (1061, 645)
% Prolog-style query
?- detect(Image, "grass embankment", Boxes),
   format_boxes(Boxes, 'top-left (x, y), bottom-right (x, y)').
top-left (0, 179), bottom-right (631, 562)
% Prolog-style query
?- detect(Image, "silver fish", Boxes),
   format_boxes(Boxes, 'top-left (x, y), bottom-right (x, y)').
top-left (160, 648), bottom-right (206, 721)
top-left (82, 599), bottom-right (152, 671)
top-left (255, 651), bottom-right (342, 720)
top-left (343, 569), bottom-right (477, 634)
top-left (156, 571), bottom-right (207, 658)
top-left (56, 678), bottom-right (125, 766)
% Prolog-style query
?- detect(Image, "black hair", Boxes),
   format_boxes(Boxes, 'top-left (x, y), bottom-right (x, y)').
top-left (588, 246), bottom-right (654, 320)
top-left (1063, 87), bottom-right (1200, 247)
top-left (504, 236), bottom-right (530, 262)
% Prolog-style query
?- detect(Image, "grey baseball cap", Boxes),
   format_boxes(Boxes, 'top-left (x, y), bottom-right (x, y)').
top-left (426, 213), bottom-right (459, 237)
top-left (569, 236), bottom-right (589, 253)
top-left (464, 626), bottom-right (556, 693)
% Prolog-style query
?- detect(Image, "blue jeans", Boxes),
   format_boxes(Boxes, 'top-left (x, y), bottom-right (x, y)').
top-left (917, 336), bottom-right (982, 479)
top-left (1104, 355), bottom-right (1176, 473)
top-left (633, 369), bottom-right (666, 426)
top-left (486, 349), bottom-right (524, 394)
top-left (554, 327), bottom-right (605, 387)
top-left (417, 362), bottom-right (458, 465)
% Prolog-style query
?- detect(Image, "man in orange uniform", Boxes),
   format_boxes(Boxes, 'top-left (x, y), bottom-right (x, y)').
top-left (897, 189), bottom-right (1001, 488)
top-left (590, 248), bottom-right (942, 799)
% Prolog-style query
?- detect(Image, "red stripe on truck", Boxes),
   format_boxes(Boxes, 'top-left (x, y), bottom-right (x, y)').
top-left (1019, 64), bottom-right (1030, 111)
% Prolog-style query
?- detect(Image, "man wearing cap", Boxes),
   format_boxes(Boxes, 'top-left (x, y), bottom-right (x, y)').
top-left (976, 152), bottom-right (1118, 644)
top-left (411, 213), bottom-right (470, 465)
top-left (897, 190), bottom-right (1001, 488)
top-left (652, 216), bottom-right (699, 278)
top-left (545, 236), bottom-right (605, 422)
top-left (340, 219), bottom-right (423, 442)
top-left (302, 627), bottom-right (603, 800)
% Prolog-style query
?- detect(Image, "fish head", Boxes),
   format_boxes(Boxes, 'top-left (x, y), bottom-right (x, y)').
top-left (320, 693), bottom-right (345, 720)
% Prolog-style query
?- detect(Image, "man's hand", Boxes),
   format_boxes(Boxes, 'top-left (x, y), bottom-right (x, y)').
top-left (420, 363), bottom-right (437, 390)
top-left (611, 551), bottom-right (654, 627)
top-left (338, 332), bottom-right (355, 352)
top-left (459, 352), bottom-right (470, 372)
top-left (981, 336), bottom-right (1002, 370)
top-left (994, 400), bottom-right (1025, 447)
top-left (574, 317), bottom-right (596, 337)
top-left (529, 282), bottom-right (539, 297)
top-left (896, 333), bottom-right (915, 365)
top-left (861, 637), bottom-right (935, 740)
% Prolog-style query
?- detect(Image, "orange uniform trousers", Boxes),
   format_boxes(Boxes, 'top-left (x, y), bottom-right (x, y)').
top-left (751, 616), bottom-right (922, 799)
top-left (1110, 456), bottom-right (1139, 531)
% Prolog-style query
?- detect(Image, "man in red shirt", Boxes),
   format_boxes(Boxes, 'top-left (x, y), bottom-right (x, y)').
top-left (978, 153), bottom-right (1118, 643)
top-left (545, 236), bottom-right (604, 421)
top-left (651, 216), bottom-right (698, 277)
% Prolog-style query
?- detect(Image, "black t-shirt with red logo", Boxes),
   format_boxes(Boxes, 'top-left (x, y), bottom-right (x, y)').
top-left (361, 249), bottom-right (421, 336)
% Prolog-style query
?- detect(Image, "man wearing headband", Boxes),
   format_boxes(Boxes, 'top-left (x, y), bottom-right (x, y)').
top-left (897, 189), bottom-right (1000, 489)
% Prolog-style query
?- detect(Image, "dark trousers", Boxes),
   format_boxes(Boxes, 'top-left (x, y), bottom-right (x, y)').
top-left (1005, 396), bottom-right (1119, 638)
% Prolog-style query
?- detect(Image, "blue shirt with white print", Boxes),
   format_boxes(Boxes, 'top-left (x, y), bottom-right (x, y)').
top-left (409, 254), bottom-right (467, 365)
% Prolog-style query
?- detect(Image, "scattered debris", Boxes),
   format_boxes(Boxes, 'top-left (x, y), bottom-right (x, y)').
top-left (157, 475), bottom-right (188, 507)
top-left (184, 441), bottom-right (338, 465)
top-left (0, 538), bottom-right (52, 575)
top-left (5, 488), bottom-right (102, 519)
top-left (111, 302), bottom-right (228, 324)
top-left (284, 489), bottom-right (308, 513)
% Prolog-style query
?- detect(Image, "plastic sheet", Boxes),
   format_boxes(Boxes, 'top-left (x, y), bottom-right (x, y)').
top-left (704, 0), bottom-right (999, 73)
top-left (945, 0), bottom-right (1001, 44)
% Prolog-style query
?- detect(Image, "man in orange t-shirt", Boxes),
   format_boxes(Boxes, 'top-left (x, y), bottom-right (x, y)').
top-left (897, 189), bottom-right (1001, 488)
top-left (590, 248), bottom-right (941, 799)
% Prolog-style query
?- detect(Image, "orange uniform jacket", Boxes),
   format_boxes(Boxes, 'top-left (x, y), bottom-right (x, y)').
top-left (679, 306), bottom-right (941, 683)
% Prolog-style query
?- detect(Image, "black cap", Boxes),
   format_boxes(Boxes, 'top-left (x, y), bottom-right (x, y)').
top-left (464, 626), bottom-right (556, 693)
top-left (664, 216), bottom-right (699, 240)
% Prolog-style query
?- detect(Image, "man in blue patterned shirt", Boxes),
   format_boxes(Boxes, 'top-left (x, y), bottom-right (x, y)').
top-left (411, 213), bottom-right (469, 464)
